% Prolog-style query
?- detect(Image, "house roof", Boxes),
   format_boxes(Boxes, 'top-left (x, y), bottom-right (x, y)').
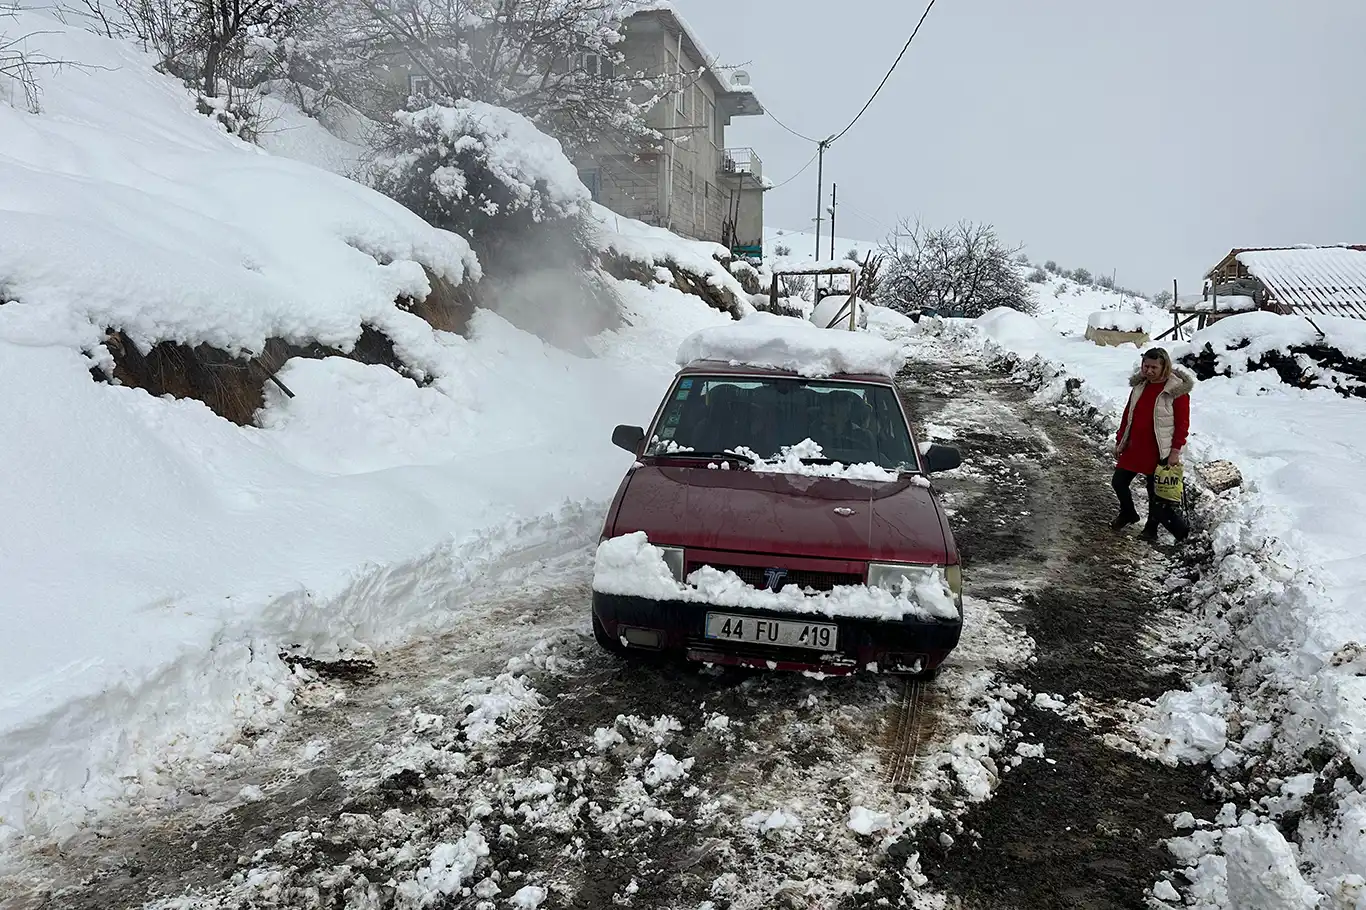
top-left (1221, 246), bottom-right (1366, 320)
top-left (629, 3), bottom-right (764, 116)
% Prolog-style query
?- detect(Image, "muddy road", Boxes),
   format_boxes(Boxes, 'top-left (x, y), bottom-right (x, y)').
top-left (2, 352), bottom-right (1215, 910)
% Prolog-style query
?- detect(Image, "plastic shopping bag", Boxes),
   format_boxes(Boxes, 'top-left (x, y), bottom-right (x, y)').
top-left (1153, 463), bottom-right (1184, 503)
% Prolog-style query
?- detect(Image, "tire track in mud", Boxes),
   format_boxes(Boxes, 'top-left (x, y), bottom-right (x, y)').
top-left (882, 679), bottom-right (933, 793)
top-left (868, 357), bottom-right (1219, 910)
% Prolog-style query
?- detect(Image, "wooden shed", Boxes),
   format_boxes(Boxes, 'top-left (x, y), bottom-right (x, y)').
top-left (1207, 245), bottom-right (1366, 320)
top-left (1158, 244), bottom-right (1366, 340)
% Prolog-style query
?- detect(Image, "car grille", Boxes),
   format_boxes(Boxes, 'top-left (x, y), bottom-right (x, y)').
top-left (689, 563), bottom-right (863, 592)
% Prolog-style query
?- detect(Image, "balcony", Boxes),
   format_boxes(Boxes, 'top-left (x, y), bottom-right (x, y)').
top-left (720, 147), bottom-right (762, 181)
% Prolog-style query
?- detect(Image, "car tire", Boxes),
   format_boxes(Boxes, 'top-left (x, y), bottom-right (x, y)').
top-left (591, 613), bottom-right (628, 656)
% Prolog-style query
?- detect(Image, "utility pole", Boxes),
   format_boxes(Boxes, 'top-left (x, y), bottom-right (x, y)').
top-left (829, 183), bottom-right (837, 261)
top-left (813, 137), bottom-right (832, 260)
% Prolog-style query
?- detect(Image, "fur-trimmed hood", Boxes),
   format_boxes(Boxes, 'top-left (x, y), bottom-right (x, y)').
top-left (1128, 365), bottom-right (1195, 398)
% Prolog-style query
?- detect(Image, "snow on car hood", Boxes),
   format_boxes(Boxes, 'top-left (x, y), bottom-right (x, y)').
top-left (593, 532), bottom-right (959, 622)
top-left (611, 462), bottom-right (949, 564)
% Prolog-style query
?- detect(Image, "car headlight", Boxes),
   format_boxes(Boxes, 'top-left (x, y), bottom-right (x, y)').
top-left (658, 546), bottom-right (685, 582)
top-left (867, 562), bottom-right (963, 611)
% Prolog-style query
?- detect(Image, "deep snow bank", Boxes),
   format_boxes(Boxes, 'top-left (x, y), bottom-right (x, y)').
top-left (1180, 310), bottom-right (1366, 399)
top-left (0, 9), bottom-right (732, 846)
top-left (929, 307), bottom-right (1366, 908)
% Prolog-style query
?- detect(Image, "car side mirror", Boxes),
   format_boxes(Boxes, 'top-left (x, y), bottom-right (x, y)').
top-left (612, 424), bottom-right (645, 454)
top-left (923, 444), bottom-right (962, 473)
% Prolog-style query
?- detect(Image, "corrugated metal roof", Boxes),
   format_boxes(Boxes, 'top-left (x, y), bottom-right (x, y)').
top-left (1236, 246), bottom-right (1366, 320)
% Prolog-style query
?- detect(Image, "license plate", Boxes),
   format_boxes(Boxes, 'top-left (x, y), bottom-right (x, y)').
top-left (704, 613), bottom-right (838, 651)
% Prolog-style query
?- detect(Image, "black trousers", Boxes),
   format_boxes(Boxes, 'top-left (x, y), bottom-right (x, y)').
top-left (1113, 468), bottom-right (1190, 539)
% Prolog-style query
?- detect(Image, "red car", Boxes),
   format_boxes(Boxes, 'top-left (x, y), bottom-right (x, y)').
top-left (592, 358), bottom-right (964, 678)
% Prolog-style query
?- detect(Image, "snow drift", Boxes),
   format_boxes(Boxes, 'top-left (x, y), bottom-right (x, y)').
top-left (0, 7), bottom-right (735, 847)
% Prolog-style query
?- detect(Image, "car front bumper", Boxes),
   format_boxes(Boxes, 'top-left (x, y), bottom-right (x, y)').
top-left (592, 591), bottom-right (962, 675)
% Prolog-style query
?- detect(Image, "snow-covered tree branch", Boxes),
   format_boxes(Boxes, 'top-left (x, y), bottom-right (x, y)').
top-left (876, 219), bottom-right (1034, 318)
top-left (1, 5), bottom-right (79, 111)
top-left (331, 0), bottom-right (663, 155)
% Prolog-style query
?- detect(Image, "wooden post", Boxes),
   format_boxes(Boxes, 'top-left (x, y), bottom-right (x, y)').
top-left (1172, 278), bottom-right (1179, 340)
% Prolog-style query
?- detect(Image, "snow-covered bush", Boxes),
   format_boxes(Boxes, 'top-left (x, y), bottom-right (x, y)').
top-left (1071, 267), bottom-right (1093, 286)
top-left (373, 101), bottom-right (589, 232)
top-left (372, 100), bottom-right (620, 350)
top-left (1027, 267), bottom-right (1048, 284)
top-left (1044, 259), bottom-right (1059, 273)
top-left (729, 258), bottom-right (762, 295)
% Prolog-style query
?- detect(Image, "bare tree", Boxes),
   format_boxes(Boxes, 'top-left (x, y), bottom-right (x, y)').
top-left (876, 219), bottom-right (1034, 317)
top-left (110, 0), bottom-right (300, 98)
top-left (780, 273), bottom-right (812, 300)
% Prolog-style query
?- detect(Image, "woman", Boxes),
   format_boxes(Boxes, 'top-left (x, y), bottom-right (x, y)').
top-left (1112, 347), bottom-right (1194, 542)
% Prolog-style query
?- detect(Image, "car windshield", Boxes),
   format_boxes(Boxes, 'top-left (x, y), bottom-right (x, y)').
top-left (645, 375), bottom-right (919, 471)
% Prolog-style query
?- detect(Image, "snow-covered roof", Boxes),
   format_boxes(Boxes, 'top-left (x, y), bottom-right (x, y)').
top-left (1234, 247), bottom-right (1366, 320)
top-left (675, 312), bottom-right (904, 378)
top-left (629, 3), bottom-right (763, 113)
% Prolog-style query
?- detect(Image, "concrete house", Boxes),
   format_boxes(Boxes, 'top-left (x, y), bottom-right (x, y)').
top-left (573, 6), bottom-right (767, 257)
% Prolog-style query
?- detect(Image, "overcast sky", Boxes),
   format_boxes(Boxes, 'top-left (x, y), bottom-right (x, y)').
top-left (674, 0), bottom-right (1366, 293)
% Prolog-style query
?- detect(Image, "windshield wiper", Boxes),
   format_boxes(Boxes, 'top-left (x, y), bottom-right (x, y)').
top-left (649, 449), bottom-right (755, 464)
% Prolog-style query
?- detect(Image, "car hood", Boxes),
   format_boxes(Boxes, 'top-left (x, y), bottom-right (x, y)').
top-left (611, 464), bottom-right (949, 563)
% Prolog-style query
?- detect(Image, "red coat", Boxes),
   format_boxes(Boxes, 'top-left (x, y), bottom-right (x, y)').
top-left (1116, 380), bottom-right (1190, 475)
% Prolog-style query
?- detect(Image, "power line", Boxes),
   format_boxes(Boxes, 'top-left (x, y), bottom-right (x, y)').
top-left (830, 0), bottom-right (939, 145)
top-left (765, 108), bottom-right (821, 144)
top-left (840, 201), bottom-right (892, 231)
top-left (767, 149), bottom-right (821, 190)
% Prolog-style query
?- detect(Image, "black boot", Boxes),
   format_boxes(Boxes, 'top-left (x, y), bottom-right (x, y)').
top-left (1111, 511), bottom-right (1140, 531)
top-left (1139, 523), bottom-right (1159, 543)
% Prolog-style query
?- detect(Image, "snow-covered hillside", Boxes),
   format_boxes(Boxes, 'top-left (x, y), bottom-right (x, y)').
top-left (764, 225), bottom-right (879, 264)
top-left (0, 8), bottom-right (737, 846)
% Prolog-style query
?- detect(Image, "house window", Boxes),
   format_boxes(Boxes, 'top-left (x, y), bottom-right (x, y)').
top-left (578, 167), bottom-right (602, 202)
top-left (575, 52), bottom-right (615, 79)
top-left (408, 73), bottom-right (434, 98)
top-left (673, 57), bottom-right (688, 117)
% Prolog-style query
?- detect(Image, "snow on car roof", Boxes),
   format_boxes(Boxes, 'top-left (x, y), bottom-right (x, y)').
top-left (675, 312), bottom-right (905, 379)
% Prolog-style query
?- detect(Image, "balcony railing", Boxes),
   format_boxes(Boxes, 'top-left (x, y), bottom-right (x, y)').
top-left (720, 147), bottom-right (762, 181)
